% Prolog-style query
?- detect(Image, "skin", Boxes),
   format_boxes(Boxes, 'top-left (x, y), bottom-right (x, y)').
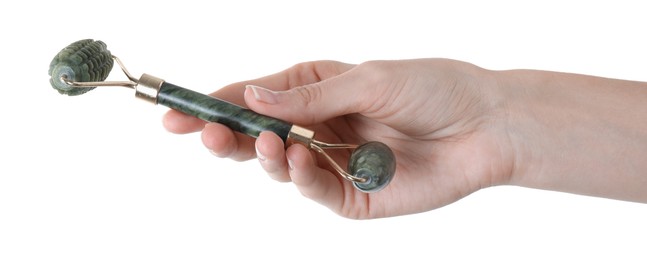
top-left (162, 59), bottom-right (647, 219)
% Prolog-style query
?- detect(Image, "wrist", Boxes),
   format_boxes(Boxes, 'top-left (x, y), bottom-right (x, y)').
top-left (494, 69), bottom-right (551, 187)
top-left (496, 69), bottom-right (647, 201)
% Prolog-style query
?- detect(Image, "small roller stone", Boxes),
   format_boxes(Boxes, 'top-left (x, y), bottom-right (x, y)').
top-left (48, 39), bottom-right (113, 96)
top-left (348, 142), bottom-right (396, 192)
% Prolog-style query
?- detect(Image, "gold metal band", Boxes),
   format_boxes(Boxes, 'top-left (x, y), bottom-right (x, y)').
top-left (287, 125), bottom-right (315, 147)
top-left (135, 73), bottom-right (164, 104)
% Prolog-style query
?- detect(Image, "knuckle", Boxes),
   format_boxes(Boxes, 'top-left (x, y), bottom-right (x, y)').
top-left (286, 61), bottom-right (319, 87)
top-left (357, 60), bottom-right (390, 74)
top-left (355, 60), bottom-right (394, 88)
top-left (294, 84), bottom-right (322, 105)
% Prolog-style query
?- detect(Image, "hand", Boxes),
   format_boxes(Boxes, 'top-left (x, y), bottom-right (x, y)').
top-left (163, 59), bottom-right (514, 218)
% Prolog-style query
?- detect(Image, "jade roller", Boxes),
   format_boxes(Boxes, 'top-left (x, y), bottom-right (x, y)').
top-left (48, 39), bottom-right (396, 192)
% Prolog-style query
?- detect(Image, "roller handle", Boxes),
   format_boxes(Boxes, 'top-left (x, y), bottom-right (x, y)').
top-left (156, 82), bottom-right (293, 141)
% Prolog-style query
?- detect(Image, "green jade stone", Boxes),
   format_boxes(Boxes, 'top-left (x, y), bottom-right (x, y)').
top-left (48, 39), bottom-right (113, 96)
top-left (348, 142), bottom-right (396, 192)
top-left (157, 82), bottom-right (292, 141)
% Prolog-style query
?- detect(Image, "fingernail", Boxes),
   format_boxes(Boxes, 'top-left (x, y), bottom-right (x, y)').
top-left (255, 145), bottom-right (266, 162)
top-left (287, 158), bottom-right (294, 171)
top-left (246, 85), bottom-right (279, 104)
top-left (209, 149), bottom-right (223, 157)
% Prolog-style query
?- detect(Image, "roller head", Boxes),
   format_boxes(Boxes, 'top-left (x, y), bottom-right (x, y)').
top-left (49, 39), bottom-right (114, 96)
top-left (348, 142), bottom-right (396, 193)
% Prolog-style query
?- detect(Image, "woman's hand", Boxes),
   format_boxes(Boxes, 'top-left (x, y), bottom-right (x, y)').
top-left (163, 59), bottom-right (514, 218)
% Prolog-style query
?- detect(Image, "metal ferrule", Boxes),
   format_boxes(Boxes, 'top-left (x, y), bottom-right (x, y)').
top-left (136, 73), bottom-right (164, 104)
top-left (287, 125), bottom-right (315, 147)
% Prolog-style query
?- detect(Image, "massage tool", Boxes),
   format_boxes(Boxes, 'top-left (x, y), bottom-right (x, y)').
top-left (49, 39), bottom-right (396, 192)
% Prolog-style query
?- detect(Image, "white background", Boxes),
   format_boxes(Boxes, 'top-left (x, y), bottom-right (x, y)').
top-left (1, 1), bottom-right (646, 259)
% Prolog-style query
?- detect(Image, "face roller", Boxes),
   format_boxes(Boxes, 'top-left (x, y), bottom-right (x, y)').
top-left (49, 39), bottom-right (396, 192)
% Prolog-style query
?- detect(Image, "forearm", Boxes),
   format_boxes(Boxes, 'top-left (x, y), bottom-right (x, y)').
top-left (500, 70), bottom-right (647, 202)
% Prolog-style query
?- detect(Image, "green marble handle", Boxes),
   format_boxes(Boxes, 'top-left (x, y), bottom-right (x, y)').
top-left (157, 82), bottom-right (292, 141)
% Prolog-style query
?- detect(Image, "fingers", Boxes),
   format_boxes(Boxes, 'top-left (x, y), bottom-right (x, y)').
top-left (201, 123), bottom-right (256, 162)
top-left (163, 110), bottom-right (208, 134)
top-left (286, 144), bottom-right (344, 212)
top-left (254, 131), bottom-right (346, 212)
top-left (255, 132), bottom-right (290, 182)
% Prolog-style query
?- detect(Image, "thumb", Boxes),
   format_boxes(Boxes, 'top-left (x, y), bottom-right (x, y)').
top-left (243, 73), bottom-right (372, 125)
